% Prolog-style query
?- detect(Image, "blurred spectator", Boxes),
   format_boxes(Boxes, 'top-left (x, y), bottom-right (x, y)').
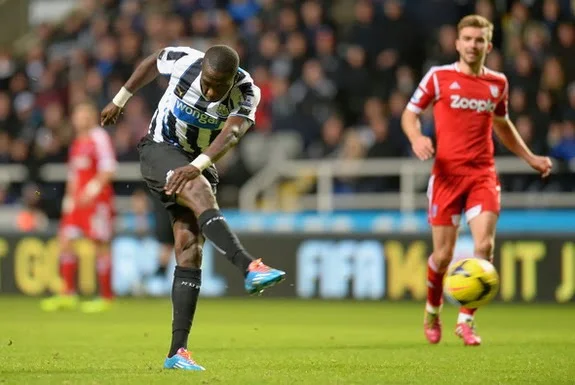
top-left (15, 183), bottom-right (49, 232)
top-left (337, 45), bottom-right (371, 123)
top-left (0, 131), bottom-right (11, 163)
top-left (306, 114), bottom-right (344, 159)
top-left (333, 129), bottom-right (366, 193)
top-left (550, 120), bottom-right (575, 163)
top-left (0, 92), bottom-right (19, 139)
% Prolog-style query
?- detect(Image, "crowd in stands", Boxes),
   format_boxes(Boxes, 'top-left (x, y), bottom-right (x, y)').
top-left (0, 0), bottom-right (573, 226)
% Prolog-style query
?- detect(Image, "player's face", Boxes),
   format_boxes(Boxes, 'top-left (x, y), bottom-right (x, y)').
top-left (456, 27), bottom-right (492, 66)
top-left (200, 68), bottom-right (235, 102)
top-left (72, 105), bottom-right (97, 133)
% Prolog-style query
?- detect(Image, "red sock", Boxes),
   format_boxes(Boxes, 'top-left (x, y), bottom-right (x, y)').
top-left (97, 257), bottom-right (113, 299)
top-left (427, 255), bottom-right (445, 309)
top-left (459, 307), bottom-right (477, 316)
top-left (60, 253), bottom-right (77, 294)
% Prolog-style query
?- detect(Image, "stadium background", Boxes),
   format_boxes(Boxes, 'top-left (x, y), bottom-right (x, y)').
top-left (0, 0), bottom-right (573, 303)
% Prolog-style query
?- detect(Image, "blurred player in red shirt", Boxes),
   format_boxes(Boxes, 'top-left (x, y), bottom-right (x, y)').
top-left (402, 15), bottom-right (552, 346)
top-left (40, 102), bottom-right (117, 313)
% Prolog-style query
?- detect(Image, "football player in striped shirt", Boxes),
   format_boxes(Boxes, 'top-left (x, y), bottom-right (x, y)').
top-left (101, 45), bottom-right (285, 371)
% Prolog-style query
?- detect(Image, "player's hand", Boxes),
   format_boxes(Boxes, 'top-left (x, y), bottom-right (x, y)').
top-left (100, 102), bottom-right (123, 126)
top-left (411, 135), bottom-right (434, 161)
top-left (164, 165), bottom-right (201, 196)
top-left (527, 155), bottom-right (553, 178)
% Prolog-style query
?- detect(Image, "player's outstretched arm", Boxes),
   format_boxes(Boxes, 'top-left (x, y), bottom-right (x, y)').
top-left (164, 116), bottom-right (252, 196)
top-left (202, 116), bottom-right (251, 164)
top-left (101, 50), bottom-right (162, 125)
top-left (493, 116), bottom-right (552, 177)
top-left (401, 109), bottom-right (434, 161)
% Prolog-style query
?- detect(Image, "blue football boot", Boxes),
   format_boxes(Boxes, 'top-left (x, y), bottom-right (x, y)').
top-left (163, 348), bottom-right (205, 371)
top-left (245, 259), bottom-right (286, 295)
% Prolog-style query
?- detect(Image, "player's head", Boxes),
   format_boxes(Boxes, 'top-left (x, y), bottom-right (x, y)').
top-left (71, 101), bottom-right (99, 134)
top-left (456, 15), bottom-right (493, 66)
top-left (201, 45), bottom-right (239, 102)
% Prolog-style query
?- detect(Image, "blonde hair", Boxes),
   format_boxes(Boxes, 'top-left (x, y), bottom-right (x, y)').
top-left (457, 14), bottom-right (494, 42)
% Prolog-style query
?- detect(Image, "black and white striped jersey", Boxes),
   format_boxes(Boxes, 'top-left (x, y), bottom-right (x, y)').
top-left (148, 46), bottom-right (261, 154)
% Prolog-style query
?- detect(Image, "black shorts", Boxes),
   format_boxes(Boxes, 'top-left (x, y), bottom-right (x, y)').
top-left (137, 135), bottom-right (218, 225)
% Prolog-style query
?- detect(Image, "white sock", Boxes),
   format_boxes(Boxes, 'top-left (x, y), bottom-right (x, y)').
top-left (426, 302), bottom-right (442, 314)
top-left (458, 312), bottom-right (474, 324)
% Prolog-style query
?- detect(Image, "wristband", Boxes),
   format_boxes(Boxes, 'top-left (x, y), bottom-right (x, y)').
top-left (112, 86), bottom-right (133, 108)
top-left (84, 179), bottom-right (103, 198)
top-left (190, 154), bottom-right (212, 171)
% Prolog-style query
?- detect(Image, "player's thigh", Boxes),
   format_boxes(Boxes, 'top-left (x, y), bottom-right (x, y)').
top-left (464, 174), bottom-right (501, 223)
top-left (427, 174), bottom-right (466, 226)
top-left (175, 162), bottom-right (219, 214)
top-left (169, 206), bottom-right (204, 267)
top-left (138, 136), bottom-right (218, 212)
top-left (176, 175), bottom-right (218, 214)
top-left (465, 174), bottom-right (500, 260)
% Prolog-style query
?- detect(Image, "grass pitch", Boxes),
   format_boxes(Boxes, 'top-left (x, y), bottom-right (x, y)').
top-left (0, 297), bottom-right (574, 385)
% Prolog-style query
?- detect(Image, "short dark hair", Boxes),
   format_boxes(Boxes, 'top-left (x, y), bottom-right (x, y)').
top-left (204, 45), bottom-right (239, 75)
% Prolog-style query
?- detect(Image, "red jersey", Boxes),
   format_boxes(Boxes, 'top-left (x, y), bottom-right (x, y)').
top-left (68, 126), bottom-right (116, 205)
top-left (406, 62), bottom-right (508, 176)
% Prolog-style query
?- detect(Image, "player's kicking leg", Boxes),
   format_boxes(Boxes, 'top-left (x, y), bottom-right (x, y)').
top-left (139, 137), bottom-right (285, 296)
top-left (425, 225), bottom-right (459, 344)
top-left (40, 231), bottom-right (79, 311)
top-left (456, 210), bottom-right (498, 346)
top-left (81, 240), bottom-right (114, 313)
top-left (176, 174), bottom-right (285, 295)
top-left (163, 210), bottom-right (205, 371)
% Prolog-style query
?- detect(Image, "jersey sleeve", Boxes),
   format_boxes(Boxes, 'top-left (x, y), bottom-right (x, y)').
top-left (406, 67), bottom-right (438, 114)
top-left (494, 77), bottom-right (509, 118)
top-left (157, 46), bottom-right (203, 76)
top-left (229, 81), bottom-right (261, 123)
top-left (91, 128), bottom-right (117, 172)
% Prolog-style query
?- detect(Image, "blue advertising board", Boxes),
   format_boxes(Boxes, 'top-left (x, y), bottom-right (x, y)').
top-left (222, 209), bottom-right (575, 233)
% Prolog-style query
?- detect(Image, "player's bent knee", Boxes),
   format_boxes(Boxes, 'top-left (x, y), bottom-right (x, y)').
top-left (178, 179), bottom-right (214, 210)
top-left (433, 250), bottom-right (454, 270)
top-left (58, 236), bottom-right (74, 254)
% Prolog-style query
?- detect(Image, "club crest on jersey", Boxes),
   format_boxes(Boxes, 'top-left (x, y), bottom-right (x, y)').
top-left (175, 85), bottom-right (186, 98)
top-left (489, 85), bottom-right (499, 98)
top-left (216, 104), bottom-right (229, 117)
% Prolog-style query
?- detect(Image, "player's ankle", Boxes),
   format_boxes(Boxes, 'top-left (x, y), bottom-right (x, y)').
top-left (426, 302), bottom-right (442, 314)
top-left (457, 312), bottom-right (474, 324)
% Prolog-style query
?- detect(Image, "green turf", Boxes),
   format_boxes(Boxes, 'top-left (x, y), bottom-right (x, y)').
top-left (0, 297), bottom-right (574, 385)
